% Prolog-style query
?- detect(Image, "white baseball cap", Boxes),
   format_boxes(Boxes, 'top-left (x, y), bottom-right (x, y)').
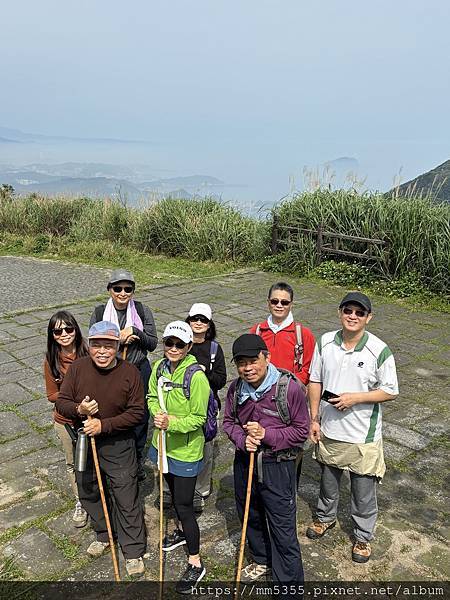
top-left (188, 303), bottom-right (212, 321)
top-left (162, 321), bottom-right (193, 344)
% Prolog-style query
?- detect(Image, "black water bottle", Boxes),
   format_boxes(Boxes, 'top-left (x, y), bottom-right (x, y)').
top-left (74, 428), bottom-right (88, 471)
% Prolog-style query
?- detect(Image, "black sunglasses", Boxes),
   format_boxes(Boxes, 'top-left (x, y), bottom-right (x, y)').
top-left (164, 339), bottom-right (188, 350)
top-left (342, 307), bottom-right (368, 318)
top-left (53, 326), bottom-right (75, 336)
top-left (189, 315), bottom-right (210, 324)
top-left (269, 298), bottom-right (291, 306)
top-left (112, 285), bottom-right (134, 294)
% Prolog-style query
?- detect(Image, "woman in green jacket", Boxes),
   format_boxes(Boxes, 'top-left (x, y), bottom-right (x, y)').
top-left (147, 320), bottom-right (209, 592)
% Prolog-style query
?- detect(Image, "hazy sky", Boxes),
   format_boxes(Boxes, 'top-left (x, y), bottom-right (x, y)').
top-left (1, 0), bottom-right (449, 204)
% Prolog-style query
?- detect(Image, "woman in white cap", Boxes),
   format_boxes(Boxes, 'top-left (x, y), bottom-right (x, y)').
top-left (147, 321), bottom-right (210, 592)
top-left (186, 303), bottom-right (226, 512)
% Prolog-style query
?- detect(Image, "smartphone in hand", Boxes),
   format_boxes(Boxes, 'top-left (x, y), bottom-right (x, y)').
top-left (321, 390), bottom-right (339, 404)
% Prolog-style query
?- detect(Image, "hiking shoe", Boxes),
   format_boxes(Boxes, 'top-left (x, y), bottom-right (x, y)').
top-left (193, 492), bottom-right (205, 513)
top-left (176, 562), bottom-right (206, 594)
top-left (87, 540), bottom-right (110, 557)
top-left (126, 557), bottom-right (145, 577)
top-left (352, 541), bottom-right (371, 563)
top-left (162, 528), bottom-right (186, 552)
top-left (306, 520), bottom-right (336, 539)
top-left (72, 501), bottom-right (88, 528)
top-left (240, 562), bottom-right (271, 582)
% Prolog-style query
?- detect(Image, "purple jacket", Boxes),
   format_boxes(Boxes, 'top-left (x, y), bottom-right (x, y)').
top-left (223, 376), bottom-right (310, 455)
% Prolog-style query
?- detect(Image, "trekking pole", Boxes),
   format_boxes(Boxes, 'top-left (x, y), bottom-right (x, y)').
top-left (88, 416), bottom-right (120, 582)
top-left (235, 451), bottom-right (255, 597)
top-left (123, 345), bottom-right (128, 361)
top-left (158, 428), bottom-right (164, 597)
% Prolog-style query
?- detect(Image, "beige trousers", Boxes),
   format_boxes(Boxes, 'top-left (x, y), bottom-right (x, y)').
top-left (54, 421), bottom-right (78, 499)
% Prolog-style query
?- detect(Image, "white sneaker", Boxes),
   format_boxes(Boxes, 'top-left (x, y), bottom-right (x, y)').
top-left (87, 540), bottom-right (110, 557)
top-left (72, 501), bottom-right (88, 528)
top-left (126, 557), bottom-right (145, 577)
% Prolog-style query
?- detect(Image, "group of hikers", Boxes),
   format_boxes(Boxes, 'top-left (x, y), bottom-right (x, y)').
top-left (44, 268), bottom-right (398, 592)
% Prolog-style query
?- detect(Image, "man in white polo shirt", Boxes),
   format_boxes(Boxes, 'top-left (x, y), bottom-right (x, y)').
top-left (306, 292), bottom-right (398, 563)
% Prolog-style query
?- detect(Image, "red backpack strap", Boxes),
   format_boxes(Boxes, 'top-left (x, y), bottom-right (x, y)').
top-left (294, 323), bottom-right (303, 370)
top-left (255, 323), bottom-right (262, 336)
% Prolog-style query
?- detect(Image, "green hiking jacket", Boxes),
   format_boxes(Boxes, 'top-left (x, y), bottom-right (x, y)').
top-left (147, 354), bottom-right (209, 463)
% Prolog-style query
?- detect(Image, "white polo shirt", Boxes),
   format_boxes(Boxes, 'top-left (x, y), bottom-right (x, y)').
top-left (309, 330), bottom-right (398, 444)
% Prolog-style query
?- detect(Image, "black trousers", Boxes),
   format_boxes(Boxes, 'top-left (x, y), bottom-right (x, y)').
top-left (76, 432), bottom-right (147, 559)
top-left (234, 451), bottom-right (304, 583)
top-left (164, 472), bottom-right (200, 555)
top-left (134, 359), bottom-right (151, 463)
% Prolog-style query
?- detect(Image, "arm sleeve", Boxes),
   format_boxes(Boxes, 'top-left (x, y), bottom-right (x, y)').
top-left (206, 343), bottom-right (227, 392)
top-left (147, 361), bottom-right (161, 417)
top-left (167, 371), bottom-right (209, 434)
top-left (262, 381), bottom-right (311, 450)
top-left (295, 326), bottom-right (316, 385)
top-left (89, 306), bottom-right (102, 328)
top-left (377, 352), bottom-right (399, 396)
top-left (101, 370), bottom-right (144, 434)
top-left (222, 381), bottom-right (247, 452)
top-left (55, 365), bottom-right (79, 419)
top-left (133, 304), bottom-right (158, 352)
top-left (308, 343), bottom-right (323, 383)
top-left (44, 360), bottom-right (59, 403)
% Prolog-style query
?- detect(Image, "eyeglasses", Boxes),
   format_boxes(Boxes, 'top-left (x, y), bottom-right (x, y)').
top-left (189, 315), bottom-right (210, 324)
top-left (164, 339), bottom-right (188, 350)
top-left (269, 298), bottom-right (291, 306)
top-left (53, 326), bottom-right (75, 336)
top-left (111, 285), bottom-right (134, 294)
top-left (342, 307), bottom-right (368, 318)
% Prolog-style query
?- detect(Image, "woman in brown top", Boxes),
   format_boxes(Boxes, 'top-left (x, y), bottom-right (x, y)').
top-left (44, 310), bottom-right (88, 527)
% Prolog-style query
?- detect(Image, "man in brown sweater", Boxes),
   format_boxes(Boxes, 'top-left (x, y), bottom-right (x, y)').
top-left (56, 320), bottom-right (147, 577)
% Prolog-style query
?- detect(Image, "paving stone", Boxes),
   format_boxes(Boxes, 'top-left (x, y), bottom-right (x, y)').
top-left (0, 432), bottom-right (49, 463)
top-left (17, 374), bottom-right (46, 397)
top-left (0, 475), bottom-right (41, 509)
top-left (383, 423), bottom-right (431, 451)
top-left (10, 343), bottom-right (45, 361)
top-left (0, 491), bottom-right (63, 532)
top-left (6, 527), bottom-right (72, 578)
top-left (0, 411), bottom-right (30, 439)
top-left (0, 350), bottom-right (16, 365)
top-left (0, 360), bottom-right (27, 378)
top-left (0, 446), bottom-right (64, 481)
top-left (12, 313), bottom-right (42, 325)
top-left (0, 382), bottom-right (34, 406)
top-left (46, 510), bottom-right (90, 541)
top-left (19, 398), bottom-right (52, 416)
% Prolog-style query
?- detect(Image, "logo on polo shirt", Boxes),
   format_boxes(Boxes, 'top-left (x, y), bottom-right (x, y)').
top-left (357, 361), bottom-right (364, 368)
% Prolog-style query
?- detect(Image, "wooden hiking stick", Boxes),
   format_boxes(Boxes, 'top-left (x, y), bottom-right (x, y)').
top-left (158, 429), bottom-right (164, 595)
top-left (235, 451), bottom-right (255, 594)
top-left (122, 345), bottom-right (128, 361)
top-left (88, 416), bottom-right (121, 582)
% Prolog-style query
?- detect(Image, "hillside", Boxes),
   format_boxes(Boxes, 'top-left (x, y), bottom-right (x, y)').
top-left (391, 159), bottom-right (450, 202)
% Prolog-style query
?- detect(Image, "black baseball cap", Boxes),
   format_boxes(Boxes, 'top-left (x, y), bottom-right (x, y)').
top-left (232, 334), bottom-right (268, 361)
top-left (339, 292), bottom-right (372, 313)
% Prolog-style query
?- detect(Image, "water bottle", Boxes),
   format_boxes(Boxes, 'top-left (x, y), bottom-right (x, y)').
top-left (74, 428), bottom-right (88, 472)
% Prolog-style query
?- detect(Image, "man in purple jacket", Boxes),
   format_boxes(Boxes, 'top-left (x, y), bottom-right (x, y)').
top-left (223, 334), bottom-right (310, 583)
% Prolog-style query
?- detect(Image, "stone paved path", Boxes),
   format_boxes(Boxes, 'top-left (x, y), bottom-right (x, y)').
top-left (0, 256), bottom-right (448, 583)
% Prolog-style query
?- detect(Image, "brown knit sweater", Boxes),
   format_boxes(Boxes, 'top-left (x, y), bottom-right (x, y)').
top-left (56, 356), bottom-right (144, 435)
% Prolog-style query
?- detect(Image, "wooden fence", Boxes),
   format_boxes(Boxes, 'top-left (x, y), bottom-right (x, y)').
top-left (271, 216), bottom-right (389, 269)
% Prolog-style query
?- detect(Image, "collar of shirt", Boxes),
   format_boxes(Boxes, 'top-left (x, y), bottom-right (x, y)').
top-left (267, 311), bottom-right (294, 334)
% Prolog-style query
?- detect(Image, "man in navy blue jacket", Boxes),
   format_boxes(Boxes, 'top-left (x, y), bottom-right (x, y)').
top-left (223, 334), bottom-right (310, 584)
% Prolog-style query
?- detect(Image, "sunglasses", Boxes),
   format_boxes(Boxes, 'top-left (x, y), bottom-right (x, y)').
top-left (342, 307), bottom-right (368, 318)
top-left (111, 285), bottom-right (134, 294)
top-left (269, 298), bottom-right (291, 306)
top-left (53, 326), bottom-right (75, 336)
top-left (164, 339), bottom-right (188, 350)
top-left (189, 315), bottom-right (210, 324)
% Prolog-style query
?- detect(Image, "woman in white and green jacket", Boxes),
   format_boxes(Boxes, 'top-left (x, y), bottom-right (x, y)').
top-left (147, 320), bottom-right (209, 592)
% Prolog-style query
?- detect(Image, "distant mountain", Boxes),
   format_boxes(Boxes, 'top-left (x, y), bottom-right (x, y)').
top-left (0, 126), bottom-right (144, 145)
top-left (12, 177), bottom-right (142, 200)
top-left (390, 160), bottom-right (450, 202)
top-left (140, 175), bottom-right (224, 190)
top-left (324, 157), bottom-right (359, 171)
